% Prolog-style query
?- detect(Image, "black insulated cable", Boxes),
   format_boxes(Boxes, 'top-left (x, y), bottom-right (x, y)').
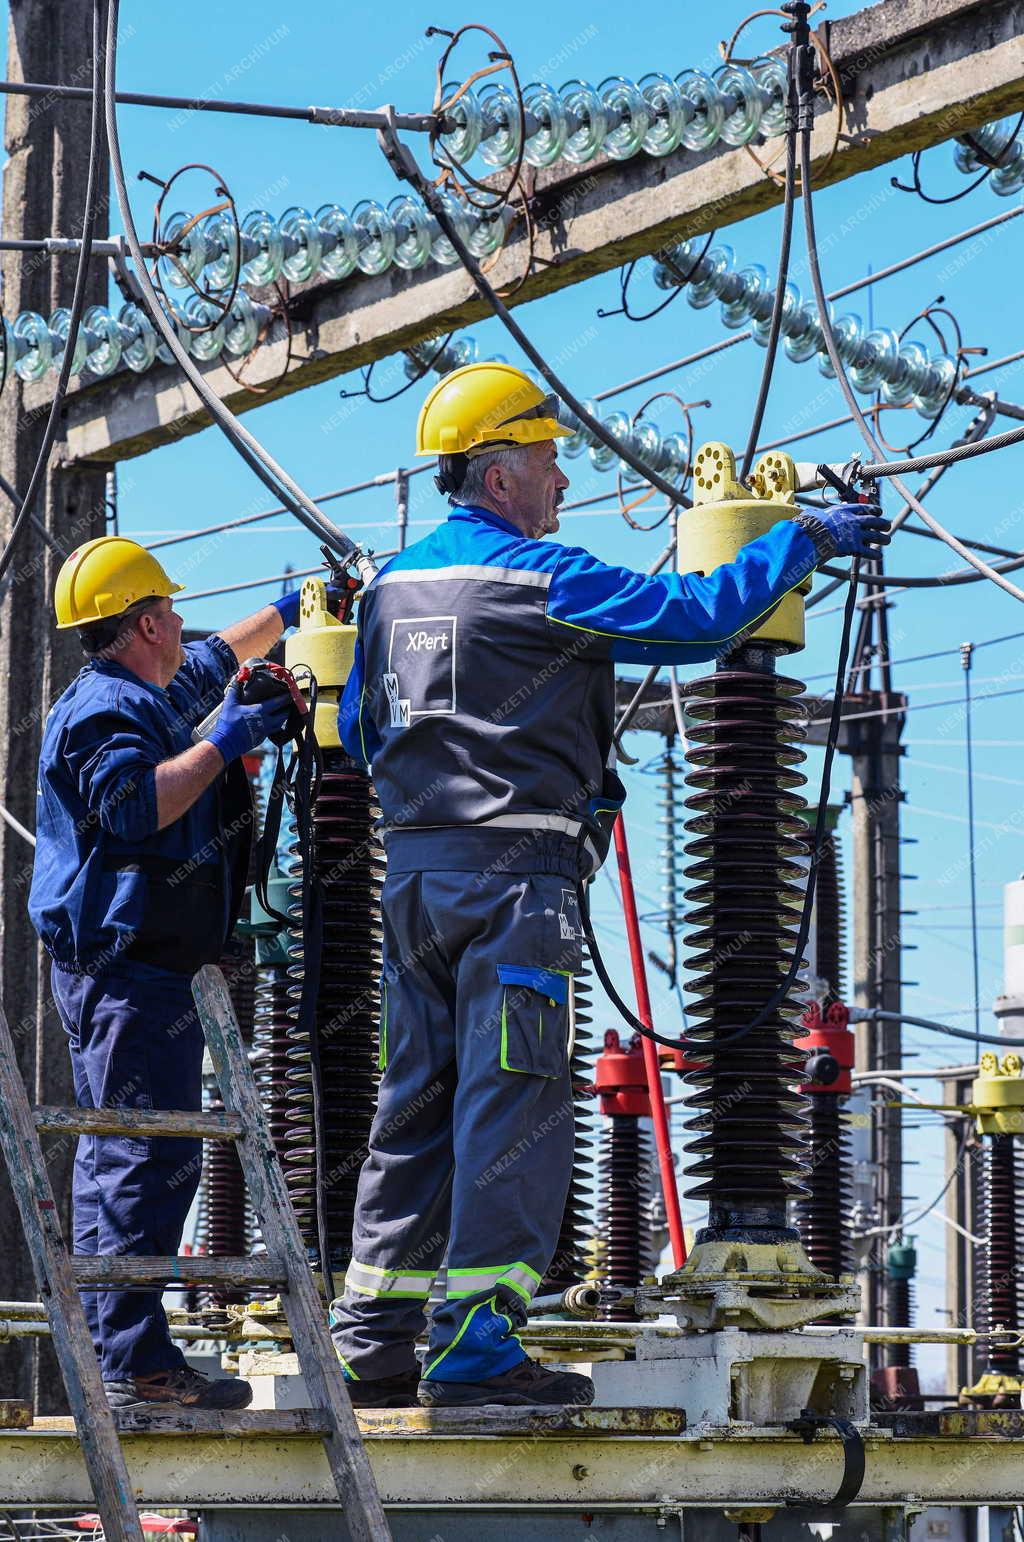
top-left (739, 30), bottom-right (798, 482)
top-left (375, 118), bottom-right (690, 511)
top-left (858, 419), bottom-right (1024, 481)
top-left (0, 0), bottom-right (104, 588)
top-left (577, 875), bottom-right (687, 1052)
top-left (103, 0), bottom-right (377, 583)
top-left (795, 88), bottom-right (1024, 603)
top-left (0, 75), bottom-right (438, 132)
top-left (849, 1007), bottom-right (1024, 1051)
top-left (580, 553), bottom-right (860, 1059)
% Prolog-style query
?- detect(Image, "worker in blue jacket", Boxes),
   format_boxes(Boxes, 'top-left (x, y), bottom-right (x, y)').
top-left (29, 535), bottom-right (340, 1411)
top-left (329, 362), bottom-right (889, 1410)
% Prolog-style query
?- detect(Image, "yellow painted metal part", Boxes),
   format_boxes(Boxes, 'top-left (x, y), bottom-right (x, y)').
top-left (971, 1051), bottom-right (1024, 1134)
top-left (283, 576), bottom-right (356, 750)
top-left (666, 1236), bottom-right (827, 1283)
top-left (959, 1370), bottom-right (1024, 1406)
top-left (678, 441), bottom-right (811, 652)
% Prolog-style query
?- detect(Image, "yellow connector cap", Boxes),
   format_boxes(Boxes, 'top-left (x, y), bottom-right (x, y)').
top-left (284, 576), bottom-right (357, 749)
top-left (679, 442), bottom-right (811, 653)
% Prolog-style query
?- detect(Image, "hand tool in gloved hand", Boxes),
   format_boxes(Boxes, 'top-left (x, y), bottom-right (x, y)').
top-left (193, 658), bottom-right (308, 761)
top-left (817, 501), bottom-right (890, 557)
top-left (796, 463), bottom-right (890, 562)
top-left (273, 552), bottom-right (360, 630)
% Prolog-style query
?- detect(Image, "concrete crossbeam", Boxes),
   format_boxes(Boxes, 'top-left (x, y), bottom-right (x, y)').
top-left (25, 0), bottom-right (1024, 466)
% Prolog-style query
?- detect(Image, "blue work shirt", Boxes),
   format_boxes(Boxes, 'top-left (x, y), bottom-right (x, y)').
top-left (338, 502), bottom-right (818, 868)
top-left (29, 636), bottom-right (247, 975)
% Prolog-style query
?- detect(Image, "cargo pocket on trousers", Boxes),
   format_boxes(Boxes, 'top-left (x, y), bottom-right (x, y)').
top-left (496, 965), bottom-right (570, 1079)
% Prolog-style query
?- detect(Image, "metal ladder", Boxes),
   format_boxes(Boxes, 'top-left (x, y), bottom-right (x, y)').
top-left (0, 962), bottom-right (391, 1542)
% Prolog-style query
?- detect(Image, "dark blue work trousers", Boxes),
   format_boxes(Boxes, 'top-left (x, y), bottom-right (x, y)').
top-left (331, 829), bottom-right (584, 1383)
top-left (51, 961), bottom-right (204, 1380)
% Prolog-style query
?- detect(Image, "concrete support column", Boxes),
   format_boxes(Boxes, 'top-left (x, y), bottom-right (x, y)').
top-left (0, 0), bottom-right (110, 1409)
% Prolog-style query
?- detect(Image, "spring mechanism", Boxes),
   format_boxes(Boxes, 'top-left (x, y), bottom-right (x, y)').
top-left (542, 946), bottom-right (597, 1293)
top-left (973, 1133), bottom-right (1021, 1387)
top-left (284, 749), bottom-right (385, 1270)
top-left (681, 649), bottom-right (811, 1241)
top-left (598, 1116), bottom-right (656, 1320)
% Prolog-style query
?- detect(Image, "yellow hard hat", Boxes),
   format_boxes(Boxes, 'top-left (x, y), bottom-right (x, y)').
top-left (416, 361), bottom-right (572, 457)
top-left (54, 536), bottom-right (184, 629)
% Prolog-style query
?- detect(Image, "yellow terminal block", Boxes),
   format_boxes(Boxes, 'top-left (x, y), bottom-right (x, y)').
top-left (970, 1051), bottom-right (1024, 1135)
top-left (284, 576), bottom-right (357, 750)
top-left (678, 440), bottom-right (812, 652)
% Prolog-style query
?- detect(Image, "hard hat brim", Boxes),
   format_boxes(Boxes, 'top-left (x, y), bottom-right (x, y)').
top-left (416, 418), bottom-right (572, 457)
top-left (54, 579), bottom-right (185, 629)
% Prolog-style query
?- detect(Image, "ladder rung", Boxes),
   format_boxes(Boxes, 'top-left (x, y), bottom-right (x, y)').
top-left (34, 1106), bottom-right (245, 1141)
top-left (72, 1255), bottom-right (286, 1289)
top-left (113, 1408), bottom-right (331, 1437)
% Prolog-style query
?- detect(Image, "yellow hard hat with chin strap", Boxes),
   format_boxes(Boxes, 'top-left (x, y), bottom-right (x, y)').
top-left (54, 536), bottom-right (184, 629)
top-left (416, 361), bottom-right (571, 457)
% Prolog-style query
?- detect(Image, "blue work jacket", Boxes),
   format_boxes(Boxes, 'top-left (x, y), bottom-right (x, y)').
top-left (339, 502), bottom-right (819, 869)
top-left (29, 636), bottom-right (252, 975)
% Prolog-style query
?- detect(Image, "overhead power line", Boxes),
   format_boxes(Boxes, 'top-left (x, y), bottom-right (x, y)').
top-left (0, 76), bottom-right (437, 132)
top-left (595, 204), bottom-right (1024, 403)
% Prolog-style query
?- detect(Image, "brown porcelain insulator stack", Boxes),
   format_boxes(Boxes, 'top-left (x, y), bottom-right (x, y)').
top-left (218, 931), bottom-right (257, 1048)
top-left (197, 1092), bottom-right (249, 1307)
top-left (284, 750), bottom-right (385, 1271)
top-left (973, 1133), bottom-right (1021, 1390)
top-left (542, 947), bottom-right (597, 1293)
top-left (681, 648), bottom-right (811, 1242)
top-left (598, 1118), bottom-right (656, 1318)
top-left (197, 919), bottom-right (260, 1306)
top-left (795, 824), bottom-right (854, 1280)
top-left (810, 828), bottom-right (845, 1005)
top-left (252, 959), bottom-right (292, 1167)
top-left (595, 1029), bottom-right (655, 1319)
top-left (798, 1093), bottom-right (853, 1279)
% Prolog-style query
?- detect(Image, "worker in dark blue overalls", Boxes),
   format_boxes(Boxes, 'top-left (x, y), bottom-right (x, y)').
top-left (329, 362), bottom-right (890, 1409)
top-left (29, 535), bottom-right (339, 1410)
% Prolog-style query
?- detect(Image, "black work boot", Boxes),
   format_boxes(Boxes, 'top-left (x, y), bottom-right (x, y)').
top-left (344, 1369), bottom-right (421, 1409)
top-left (104, 1366), bottom-right (253, 1411)
top-left (418, 1357), bottom-right (595, 1408)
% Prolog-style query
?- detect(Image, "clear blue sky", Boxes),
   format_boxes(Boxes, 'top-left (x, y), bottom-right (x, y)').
top-left (19, 0), bottom-right (1024, 1383)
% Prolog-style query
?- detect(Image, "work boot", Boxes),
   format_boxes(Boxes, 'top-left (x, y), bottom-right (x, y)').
top-left (344, 1369), bottom-right (421, 1409)
top-left (418, 1357), bottom-right (595, 1408)
top-left (104, 1366), bottom-right (253, 1411)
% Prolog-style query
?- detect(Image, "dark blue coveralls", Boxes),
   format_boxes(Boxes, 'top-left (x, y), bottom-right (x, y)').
top-left (28, 637), bottom-right (251, 1380)
top-left (329, 501), bottom-right (820, 1384)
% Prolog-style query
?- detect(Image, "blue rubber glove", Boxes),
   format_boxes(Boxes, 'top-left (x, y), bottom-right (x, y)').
top-left (206, 681), bottom-right (294, 765)
top-left (273, 583), bottom-right (346, 630)
top-left (796, 502), bottom-right (891, 561)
